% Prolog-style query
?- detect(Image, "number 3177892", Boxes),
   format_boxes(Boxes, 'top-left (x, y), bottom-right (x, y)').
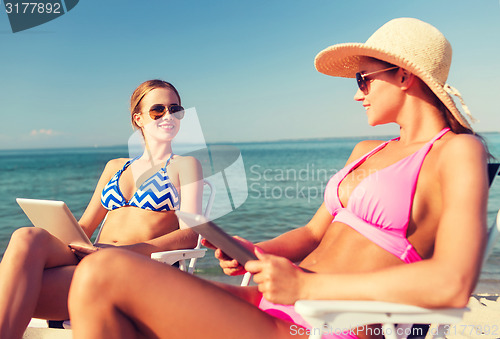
top-left (5, 2), bottom-right (62, 14)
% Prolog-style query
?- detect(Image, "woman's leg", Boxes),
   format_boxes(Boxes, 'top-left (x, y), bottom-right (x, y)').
top-left (0, 227), bottom-right (79, 339)
top-left (32, 265), bottom-right (77, 319)
top-left (69, 249), bottom-right (306, 339)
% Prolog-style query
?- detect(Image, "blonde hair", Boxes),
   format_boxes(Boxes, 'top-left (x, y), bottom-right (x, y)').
top-left (130, 79), bottom-right (181, 130)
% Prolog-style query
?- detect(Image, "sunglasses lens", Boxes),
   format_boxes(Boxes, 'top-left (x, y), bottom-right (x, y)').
top-left (355, 73), bottom-right (367, 94)
top-left (149, 104), bottom-right (167, 120)
top-left (170, 105), bottom-right (185, 120)
top-left (148, 104), bottom-right (185, 120)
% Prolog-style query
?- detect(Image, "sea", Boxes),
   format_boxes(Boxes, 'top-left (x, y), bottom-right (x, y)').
top-left (1, 133), bottom-right (500, 292)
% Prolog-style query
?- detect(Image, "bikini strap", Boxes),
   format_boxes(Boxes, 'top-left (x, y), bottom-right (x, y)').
top-left (343, 139), bottom-right (392, 174)
top-left (407, 128), bottom-right (451, 161)
top-left (428, 127), bottom-right (451, 144)
top-left (121, 156), bottom-right (140, 172)
top-left (162, 153), bottom-right (175, 171)
top-left (362, 140), bottom-right (392, 159)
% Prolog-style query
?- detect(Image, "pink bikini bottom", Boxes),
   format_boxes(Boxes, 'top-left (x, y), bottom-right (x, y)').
top-left (258, 296), bottom-right (359, 339)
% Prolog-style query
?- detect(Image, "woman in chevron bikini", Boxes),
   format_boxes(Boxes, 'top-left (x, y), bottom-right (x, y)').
top-left (0, 79), bottom-right (203, 339)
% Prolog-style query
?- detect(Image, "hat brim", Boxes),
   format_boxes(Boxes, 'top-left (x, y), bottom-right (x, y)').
top-left (315, 43), bottom-right (422, 79)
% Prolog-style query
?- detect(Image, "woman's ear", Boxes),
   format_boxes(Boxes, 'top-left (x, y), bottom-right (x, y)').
top-left (400, 69), bottom-right (415, 91)
top-left (133, 113), bottom-right (144, 128)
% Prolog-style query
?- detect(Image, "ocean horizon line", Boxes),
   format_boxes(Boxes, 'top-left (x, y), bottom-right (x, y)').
top-left (1, 130), bottom-right (499, 153)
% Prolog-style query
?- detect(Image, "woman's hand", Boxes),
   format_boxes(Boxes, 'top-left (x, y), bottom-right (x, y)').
top-left (245, 248), bottom-right (307, 305)
top-left (68, 243), bottom-right (115, 261)
top-left (201, 236), bottom-right (257, 276)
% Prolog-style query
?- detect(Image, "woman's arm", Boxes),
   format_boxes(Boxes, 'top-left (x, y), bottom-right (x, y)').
top-left (122, 229), bottom-right (199, 256)
top-left (78, 159), bottom-right (126, 239)
top-left (213, 203), bottom-right (334, 276)
top-left (256, 203), bottom-right (334, 262)
top-left (176, 156), bottom-right (204, 228)
top-left (294, 135), bottom-right (488, 308)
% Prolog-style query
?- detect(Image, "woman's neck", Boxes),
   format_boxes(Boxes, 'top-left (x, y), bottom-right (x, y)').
top-left (141, 138), bottom-right (173, 166)
top-left (398, 123), bottom-right (447, 146)
top-left (397, 90), bottom-right (448, 145)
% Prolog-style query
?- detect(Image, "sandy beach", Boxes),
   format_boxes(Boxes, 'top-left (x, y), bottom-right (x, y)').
top-left (443, 294), bottom-right (500, 339)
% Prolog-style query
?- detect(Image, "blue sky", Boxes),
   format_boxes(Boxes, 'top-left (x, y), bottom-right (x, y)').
top-left (0, 0), bottom-right (499, 150)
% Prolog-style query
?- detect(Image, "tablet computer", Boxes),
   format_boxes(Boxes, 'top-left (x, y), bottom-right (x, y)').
top-left (16, 198), bottom-right (93, 246)
top-left (175, 210), bottom-right (258, 265)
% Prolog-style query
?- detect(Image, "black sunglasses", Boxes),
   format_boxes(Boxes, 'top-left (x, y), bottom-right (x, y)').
top-left (355, 67), bottom-right (399, 95)
top-left (148, 104), bottom-right (185, 120)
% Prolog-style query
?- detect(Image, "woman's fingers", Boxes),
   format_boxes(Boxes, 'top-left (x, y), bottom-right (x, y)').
top-left (203, 236), bottom-right (257, 276)
top-left (68, 244), bottom-right (95, 260)
top-left (245, 252), bottom-right (304, 304)
top-left (69, 244), bottom-right (98, 254)
top-left (233, 236), bottom-right (256, 252)
top-left (200, 238), bottom-right (216, 250)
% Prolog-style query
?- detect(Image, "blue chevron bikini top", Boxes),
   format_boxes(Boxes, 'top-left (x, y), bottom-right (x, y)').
top-left (100, 154), bottom-right (180, 212)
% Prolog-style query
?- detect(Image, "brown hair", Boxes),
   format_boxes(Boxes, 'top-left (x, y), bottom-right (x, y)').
top-left (130, 79), bottom-right (181, 130)
top-left (414, 80), bottom-right (473, 135)
top-left (366, 58), bottom-right (473, 134)
top-left (431, 90), bottom-right (494, 159)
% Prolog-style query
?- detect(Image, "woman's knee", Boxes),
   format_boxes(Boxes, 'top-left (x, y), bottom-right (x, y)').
top-left (69, 249), bottom-right (134, 308)
top-left (9, 227), bottom-right (54, 255)
top-left (11, 226), bottom-right (50, 243)
top-left (72, 249), bottom-right (131, 293)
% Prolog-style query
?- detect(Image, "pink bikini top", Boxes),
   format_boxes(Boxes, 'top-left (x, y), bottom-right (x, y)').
top-left (324, 128), bottom-right (450, 263)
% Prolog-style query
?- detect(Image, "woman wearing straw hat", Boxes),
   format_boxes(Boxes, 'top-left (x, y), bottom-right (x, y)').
top-left (67, 18), bottom-right (488, 339)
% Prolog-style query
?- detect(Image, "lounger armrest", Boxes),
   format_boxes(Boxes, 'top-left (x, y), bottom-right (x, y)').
top-left (295, 300), bottom-right (467, 331)
top-left (150, 249), bottom-right (207, 265)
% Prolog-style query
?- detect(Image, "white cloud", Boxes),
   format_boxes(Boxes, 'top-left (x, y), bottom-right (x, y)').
top-left (30, 129), bottom-right (60, 136)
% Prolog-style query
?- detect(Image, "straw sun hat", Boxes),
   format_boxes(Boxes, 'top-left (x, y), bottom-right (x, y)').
top-left (315, 17), bottom-right (476, 129)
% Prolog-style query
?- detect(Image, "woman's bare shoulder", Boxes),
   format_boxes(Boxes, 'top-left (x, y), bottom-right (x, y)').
top-left (91, 158), bottom-right (131, 188)
top-left (354, 139), bottom-right (387, 152)
top-left (345, 139), bottom-right (386, 165)
top-left (170, 156), bottom-right (203, 180)
top-left (171, 155), bottom-right (201, 168)
top-left (104, 158), bottom-right (130, 173)
top-left (436, 133), bottom-right (488, 179)
top-left (439, 133), bottom-right (487, 162)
